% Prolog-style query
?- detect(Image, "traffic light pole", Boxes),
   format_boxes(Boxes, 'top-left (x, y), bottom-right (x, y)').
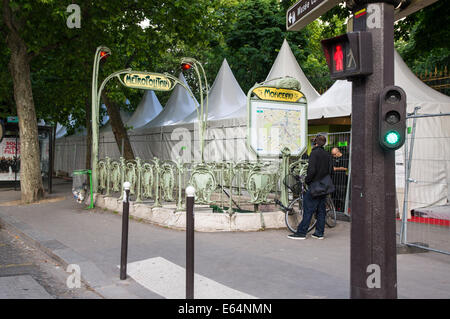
top-left (350, 1), bottom-right (397, 298)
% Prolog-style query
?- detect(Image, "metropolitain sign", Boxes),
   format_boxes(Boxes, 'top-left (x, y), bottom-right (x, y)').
top-left (123, 73), bottom-right (173, 91)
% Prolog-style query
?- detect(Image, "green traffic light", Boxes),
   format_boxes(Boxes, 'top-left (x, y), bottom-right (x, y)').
top-left (385, 131), bottom-right (400, 145)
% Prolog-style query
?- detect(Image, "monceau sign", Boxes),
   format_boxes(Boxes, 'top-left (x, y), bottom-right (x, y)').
top-left (252, 87), bottom-right (304, 103)
top-left (123, 72), bottom-right (173, 91)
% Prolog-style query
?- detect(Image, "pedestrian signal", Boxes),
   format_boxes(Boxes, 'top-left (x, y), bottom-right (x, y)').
top-left (321, 32), bottom-right (372, 80)
top-left (379, 86), bottom-right (406, 151)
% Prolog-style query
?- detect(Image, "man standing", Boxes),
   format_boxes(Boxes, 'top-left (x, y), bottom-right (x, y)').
top-left (331, 147), bottom-right (349, 212)
top-left (288, 134), bottom-right (333, 240)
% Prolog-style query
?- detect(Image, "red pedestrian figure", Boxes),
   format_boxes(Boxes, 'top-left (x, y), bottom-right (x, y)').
top-left (334, 45), bottom-right (343, 71)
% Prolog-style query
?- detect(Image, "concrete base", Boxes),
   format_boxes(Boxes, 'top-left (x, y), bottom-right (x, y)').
top-left (89, 194), bottom-right (286, 232)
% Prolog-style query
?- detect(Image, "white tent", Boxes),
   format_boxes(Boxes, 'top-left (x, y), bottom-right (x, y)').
top-left (55, 123), bottom-right (67, 139)
top-left (308, 50), bottom-right (450, 211)
top-left (308, 80), bottom-right (351, 120)
top-left (265, 39), bottom-right (320, 103)
top-left (120, 61), bottom-right (250, 162)
top-left (123, 43), bottom-right (321, 163)
top-left (125, 91), bottom-right (163, 129)
top-left (97, 93), bottom-right (164, 158)
top-left (139, 73), bottom-right (197, 128)
top-left (181, 58), bottom-right (247, 122)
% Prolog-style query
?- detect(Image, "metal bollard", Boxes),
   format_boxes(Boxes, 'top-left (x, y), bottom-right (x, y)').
top-left (185, 185), bottom-right (195, 299)
top-left (120, 181), bottom-right (131, 280)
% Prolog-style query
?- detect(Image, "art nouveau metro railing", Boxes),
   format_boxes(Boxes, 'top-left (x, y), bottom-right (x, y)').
top-left (96, 155), bottom-right (308, 212)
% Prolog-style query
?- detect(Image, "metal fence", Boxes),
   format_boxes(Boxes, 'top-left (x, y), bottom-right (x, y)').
top-left (399, 108), bottom-right (450, 255)
top-left (416, 67), bottom-right (450, 97)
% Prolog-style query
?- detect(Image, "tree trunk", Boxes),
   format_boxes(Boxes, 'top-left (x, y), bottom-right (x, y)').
top-left (3, 0), bottom-right (44, 203)
top-left (100, 91), bottom-right (135, 161)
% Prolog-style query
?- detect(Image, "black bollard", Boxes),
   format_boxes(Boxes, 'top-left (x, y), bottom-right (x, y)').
top-left (120, 181), bottom-right (131, 280)
top-left (185, 185), bottom-right (195, 299)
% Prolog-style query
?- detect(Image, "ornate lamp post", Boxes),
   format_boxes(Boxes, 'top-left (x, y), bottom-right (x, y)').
top-left (91, 46), bottom-right (111, 193)
top-left (181, 57), bottom-right (209, 162)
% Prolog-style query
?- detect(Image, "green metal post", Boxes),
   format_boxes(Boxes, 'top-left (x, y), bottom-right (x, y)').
top-left (91, 46), bottom-right (111, 195)
top-left (105, 157), bottom-right (111, 196)
top-left (181, 58), bottom-right (209, 163)
top-left (280, 147), bottom-right (291, 207)
top-left (88, 170), bottom-right (93, 209)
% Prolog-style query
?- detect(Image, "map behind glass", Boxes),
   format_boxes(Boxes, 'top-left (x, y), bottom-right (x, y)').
top-left (249, 100), bottom-right (307, 157)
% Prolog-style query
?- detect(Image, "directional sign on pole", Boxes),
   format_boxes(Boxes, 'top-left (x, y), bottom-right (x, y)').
top-left (286, 0), bottom-right (341, 31)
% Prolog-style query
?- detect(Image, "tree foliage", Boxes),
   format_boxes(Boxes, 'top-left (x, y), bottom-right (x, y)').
top-left (395, 0), bottom-right (449, 73)
top-left (198, 0), bottom-right (348, 95)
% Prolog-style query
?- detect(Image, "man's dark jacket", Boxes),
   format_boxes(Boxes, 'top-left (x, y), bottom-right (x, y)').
top-left (305, 146), bottom-right (333, 185)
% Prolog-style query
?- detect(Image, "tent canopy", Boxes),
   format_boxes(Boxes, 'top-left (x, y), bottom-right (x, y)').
top-left (125, 91), bottom-right (162, 130)
top-left (137, 73), bottom-right (198, 129)
top-left (180, 58), bottom-right (247, 123)
top-left (55, 123), bottom-right (67, 139)
top-left (265, 39), bottom-right (320, 103)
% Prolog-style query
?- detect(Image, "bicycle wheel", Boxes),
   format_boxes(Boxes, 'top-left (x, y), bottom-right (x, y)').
top-left (285, 197), bottom-right (316, 233)
top-left (325, 196), bottom-right (337, 228)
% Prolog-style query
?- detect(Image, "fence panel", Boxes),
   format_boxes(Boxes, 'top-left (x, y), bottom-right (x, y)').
top-left (399, 111), bottom-right (450, 255)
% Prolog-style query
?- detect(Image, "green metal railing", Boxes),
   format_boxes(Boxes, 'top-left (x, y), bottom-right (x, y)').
top-left (95, 152), bottom-right (307, 213)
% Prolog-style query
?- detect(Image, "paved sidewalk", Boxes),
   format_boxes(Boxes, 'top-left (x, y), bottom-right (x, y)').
top-left (0, 226), bottom-right (100, 299)
top-left (0, 276), bottom-right (53, 299)
top-left (0, 180), bottom-right (449, 299)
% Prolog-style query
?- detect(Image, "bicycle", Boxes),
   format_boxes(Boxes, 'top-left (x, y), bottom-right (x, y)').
top-left (275, 173), bottom-right (337, 233)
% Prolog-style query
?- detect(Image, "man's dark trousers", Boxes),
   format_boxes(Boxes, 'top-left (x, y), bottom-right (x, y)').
top-left (296, 189), bottom-right (327, 237)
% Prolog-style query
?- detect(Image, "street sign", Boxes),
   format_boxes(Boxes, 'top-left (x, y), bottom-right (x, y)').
top-left (7, 116), bottom-right (18, 123)
top-left (122, 72), bottom-right (173, 91)
top-left (286, 0), bottom-right (341, 31)
top-left (252, 87), bottom-right (304, 103)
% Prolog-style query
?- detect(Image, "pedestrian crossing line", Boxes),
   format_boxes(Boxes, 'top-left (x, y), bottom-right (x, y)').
top-left (119, 257), bottom-right (257, 299)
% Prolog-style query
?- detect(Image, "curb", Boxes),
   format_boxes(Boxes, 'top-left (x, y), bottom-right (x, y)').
top-left (0, 212), bottom-right (139, 299)
top-left (92, 194), bottom-right (287, 232)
